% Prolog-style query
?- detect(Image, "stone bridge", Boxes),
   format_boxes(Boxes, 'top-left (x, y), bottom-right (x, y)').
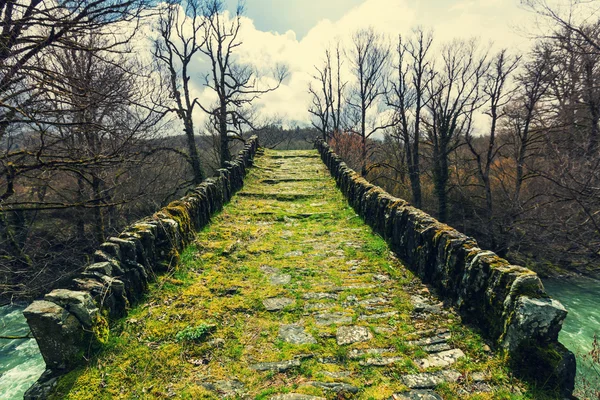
top-left (23, 143), bottom-right (575, 399)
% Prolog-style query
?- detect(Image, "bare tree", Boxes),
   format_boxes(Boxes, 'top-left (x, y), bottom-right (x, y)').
top-left (465, 49), bottom-right (520, 248)
top-left (509, 48), bottom-right (552, 206)
top-left (523, 0), bottom-right (600, 53)
top-left (153, 0), bottom-right (206, 184)
top-left (425, 39), bottom-right (488, 222)
top-left (346, 27), bottom-right (392, 177)
top-left (386, 28), bottom-right (433, 208)
top-left (1, 0), bottom-right (148, 200)
top-left (0, 30), bottom-right (172, 299)
top-left (309, 42), bottom-right (346, 141)
top-left (200, 0), bottom-right (287, 167)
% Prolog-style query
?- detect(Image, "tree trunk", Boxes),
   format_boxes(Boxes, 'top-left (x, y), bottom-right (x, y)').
top-left (219, 103), bottom-right (231, 168)
top-left (361, 106), bottom-right (367, 177)
top-left (76, 176), bottom-right (86, 238)
top-left (184, 121), bottom-right (204, 185)
top-left (0, 212), bottom-right (31, 268)
top-left (411, 94), bottom-right (423, 209)
top-left (92, 176), bottom-right (105, 244)
top-left (408, 139), bottom-right (422, 209)
top-left (433, 147), bottom-right (449, 223)
top-left (483, 175), bottom-right (496, 249)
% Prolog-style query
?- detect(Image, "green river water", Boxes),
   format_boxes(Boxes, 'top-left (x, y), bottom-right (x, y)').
top-left (0, 305), bottom-right (44, 400)
top-left (544, 277), bottom-right (600, 396)
top-left (0, 278), bottom-right (597, 399)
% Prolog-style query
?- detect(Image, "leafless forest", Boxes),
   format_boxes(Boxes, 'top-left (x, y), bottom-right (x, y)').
top-left (1, 0), bottom-right (599, 302)
top-left (309, 2), bottom-right (600, 278)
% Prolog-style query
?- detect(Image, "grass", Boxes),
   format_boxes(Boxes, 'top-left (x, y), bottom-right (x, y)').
top-left (49, 149), bottom-right (558, 399)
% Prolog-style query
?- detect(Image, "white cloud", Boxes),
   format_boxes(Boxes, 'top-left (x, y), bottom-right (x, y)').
top-left (140, 0), bottom-right (538, 132)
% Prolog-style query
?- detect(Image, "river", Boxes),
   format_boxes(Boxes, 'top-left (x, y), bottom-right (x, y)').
top-left (544, 276), bottom-right (600, 396)
top-left (0, 305), bottom-right (45, 400)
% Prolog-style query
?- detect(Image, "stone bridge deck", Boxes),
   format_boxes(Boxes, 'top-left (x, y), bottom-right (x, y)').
top-left (54, 150), bottom-right (529, 399)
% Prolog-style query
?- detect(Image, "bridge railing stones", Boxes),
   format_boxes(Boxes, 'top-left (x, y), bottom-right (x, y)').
top-left (23, 137), bottom-right (259, 395)
top-left (315, 139), bottom-right (576, 396)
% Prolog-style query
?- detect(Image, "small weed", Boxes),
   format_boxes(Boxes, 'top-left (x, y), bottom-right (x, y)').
top-left (175, 324), bottom-right (215, 343)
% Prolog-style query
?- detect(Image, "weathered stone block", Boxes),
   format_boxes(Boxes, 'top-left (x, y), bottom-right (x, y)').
top-left (109, 238), bottom-right (137, 265)
top-left (23, 300), bottom-right (91, 370)
top-left (44, 289), bottom-right (98, 328)
top-left (98, 242), bottom-right (121, 261)
top-left (502, 296), bottom-right (567, 351)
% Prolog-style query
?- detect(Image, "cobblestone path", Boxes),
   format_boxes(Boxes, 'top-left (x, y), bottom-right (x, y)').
top-left (56, 150), bottom-right (530, 399)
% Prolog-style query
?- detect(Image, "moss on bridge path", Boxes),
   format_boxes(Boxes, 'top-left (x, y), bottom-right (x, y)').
top-left (53, 150), bottom-right (545, 399)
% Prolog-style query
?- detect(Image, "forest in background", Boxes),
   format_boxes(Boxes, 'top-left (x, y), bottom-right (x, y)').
top-left (0, 0), bottom-right (306, 303)
top-left (308, 3), bottom-right (600, 278)
top-left (2, 0), bottom-right (599, 303)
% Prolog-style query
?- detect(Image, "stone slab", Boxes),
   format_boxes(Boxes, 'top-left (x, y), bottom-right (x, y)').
top-left (250, 359), bottom-right (301, 372)
top-left (416, 349), bottom-right (465, 369)
top-left (279, 324), bottom-right (317, 344)
top-left (336, 326), bottom-right (372, 345)
top-left (263, 297), bottom-right (294, 311)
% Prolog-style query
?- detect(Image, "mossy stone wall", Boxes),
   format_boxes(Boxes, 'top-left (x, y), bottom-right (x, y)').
top-left (23, 137), bottom-right (259, 396)
top-left (315, 139), bottom-right (576, 396)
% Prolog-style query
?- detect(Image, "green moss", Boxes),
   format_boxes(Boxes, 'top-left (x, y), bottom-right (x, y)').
top-left (92, 314), bottom-right (109, 344)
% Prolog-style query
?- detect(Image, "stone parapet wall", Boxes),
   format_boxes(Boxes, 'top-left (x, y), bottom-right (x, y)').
top-left (315, 140), bottom-right (576, 396)
top-left (23, 137), bottom-right (259, 396)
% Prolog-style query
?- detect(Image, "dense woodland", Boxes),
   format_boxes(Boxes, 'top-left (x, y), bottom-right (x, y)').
top-left (1, 0), bottom-right (599, 303)
top-left (308, 5), bottom-right (600, 278)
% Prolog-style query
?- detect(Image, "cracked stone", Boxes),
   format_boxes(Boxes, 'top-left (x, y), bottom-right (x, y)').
top-left (309, 381), bottom-right (359, 394)
top-left (331, 284), bottom-right (377, 291)
top-left (359, 297), bottom-right (391, 307)
top-left (302, 292), bottom-right (338, 300)
top-left (250, 359), bottom-right (301, 372)
top-left (314, 312), bottom-right (353, 326)
top-left (390, 390), bottom-right (443, 400)
top-left (336, 326), bottom-right (372, 345)
top-left (349, 348), bottom-right (396, 359)
top-left (284, 250), bottom-right (303, 257)
top-left (280, 231), bottom-right (294, 239)
top-left (373, 274), bottom-right (390, 282)
top-left (43, 289), bottom-right (98, 327)
top-left (263, 297), bottom-right (294, 311)
top-left (422, 342), bottom-right (452, 353)
top-left (358, 311), bottom-right (398, 321)
top-left (375, 326), bottom-right (396, 334)
top-left (403, 370), bottom-right (462, 389)
top-left (260, 265), bottom-right (279, 274)
top-left (408, 332), bottom-right (451, 347)
top-left (471, 372), bottom-right (487, 382)
top-left (271, 395), bottom-right (326, 400)
top-left (271, 274), bottom-right (292, 285)
top-left (200, 380), bottom-right (245, 396)
top-left (416, 349), bottom-right (465, 369)
top-left (279, 324), bottom-right (317, 344)
top-left (317, 357), bottom-right (339, 364)
top-left (411, 328), bottom-right (449, 337)
top-left (359, 356), bottom-right (403, 366)
top-left (411, 295), bottom-right (443, 314)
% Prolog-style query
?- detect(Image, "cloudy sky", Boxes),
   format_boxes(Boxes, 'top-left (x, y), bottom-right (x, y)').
top-left (169, 0), bottom-right (545, 130)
